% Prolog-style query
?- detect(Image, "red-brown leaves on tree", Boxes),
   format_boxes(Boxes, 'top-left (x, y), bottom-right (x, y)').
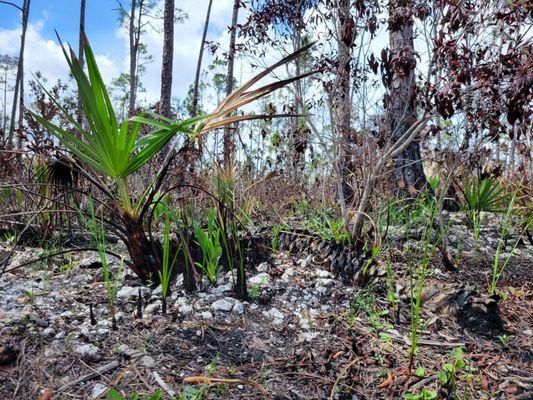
top-left (390, 46), bottom-right (417, 78)
top-left (368, 53), bottom-right (379, 75)
top-left (436, 88), bottom-right (455, 119)
top-left (388, 6), bottom-right (414, 32)
top-left (340, 15), bottom-right (356, 47)
top-left (414, 2), bottom-right (431, 21)
top-left (505, 65), bottom-right (532, 125)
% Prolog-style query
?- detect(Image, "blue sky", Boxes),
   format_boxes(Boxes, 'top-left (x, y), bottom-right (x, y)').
top-left (0, 0), bottom-right (242, 106)
top-left (0, 0), bottom-right (122, 53)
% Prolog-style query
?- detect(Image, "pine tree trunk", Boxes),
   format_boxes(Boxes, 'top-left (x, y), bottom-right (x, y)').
top-left (159, 0), bottom-right (174, 118)
top-left (2, 67), bottom-right (8, 134)
top-left (387, 0), bottom-right (427, 194)
top-left (291, 27), bottom-right (304, 178)
top-left (191, 0), bottom-right (213, 117)
top-left (7, 0), bottom-right (30, 149)
top-left (223, 0), bottom-right (239, 167)
top-left (128, 0), bottom-right (143, 117)
top-left (335, 0), bottom-right (354, 206)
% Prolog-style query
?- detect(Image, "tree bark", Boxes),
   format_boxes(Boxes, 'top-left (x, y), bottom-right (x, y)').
top-left (190, 0), bottom-right (213, 117)
top-left (223, 0), bottom-right (239, 167)
top-left (291, 26), bottom-right (304, 178)
top-left (2, 66), bottom-right (8, 134)
top-left (159, 0), bottom-right (174, 118)
top-left (387, 0), bottom-right (427, 194)
top-left (77, 0), bottom-right (86, 124)
top-left (7, 0), bottom-right (30, 149)
top-left (335, 0), bottom-right (354, 207)
top-left (128, 0), bottom-right (144, 117)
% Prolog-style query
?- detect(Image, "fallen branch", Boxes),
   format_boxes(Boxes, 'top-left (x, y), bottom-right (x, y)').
top-left (183, 376), bottom-right (268, 396)
top-left (389, 333), bottom-right (465, 348)
top-left (329, 356), bottom-right (360, 400)
top-left (55, 360), bottom-right (120, 393)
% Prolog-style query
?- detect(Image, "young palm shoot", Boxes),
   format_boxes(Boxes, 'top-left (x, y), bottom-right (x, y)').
top-left (194, 208), bottom-right (223, 285)
top-left (461, 179), bottom-right (507, 240)
top-left (159, 209), bottom-right (179, 314)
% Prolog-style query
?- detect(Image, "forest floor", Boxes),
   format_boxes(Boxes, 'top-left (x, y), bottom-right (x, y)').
top-left (0, 212), bottom-right (532, 400)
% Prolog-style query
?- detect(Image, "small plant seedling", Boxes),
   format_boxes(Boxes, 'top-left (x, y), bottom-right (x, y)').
top-left (249, 282), bottom-right (261, 300)
top-left (403, 389), bottom-right (437, 400)
top-left (2, 231), bottom-right (17, 245)
top-left (59, 253), bottom-right (79, 274)
top-left (361, 244), bottom-right (381, 277)
top-left (460, 178), bottom-right (507, 240)
top-left (271, 224), bottom-right (285, 252)
top-left (437, 347), bottom-right (477, 399)
top-left (497, 334), bottom-right (512, 347)
top-left (25, 288), bottom-right (35, 306)
top-left (107, 388), bottom-right (161, 400)
top-left (385, 262), bottom-right (398, 311)
top-left (415, 366), bottom-right (426, 378)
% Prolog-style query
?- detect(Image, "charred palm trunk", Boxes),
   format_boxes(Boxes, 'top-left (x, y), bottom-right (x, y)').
top-left (122, 213), bottom-right (160, 283)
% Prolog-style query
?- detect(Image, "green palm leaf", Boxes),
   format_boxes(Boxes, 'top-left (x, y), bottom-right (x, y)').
top-left (31, 36), bottom-right (193, 181)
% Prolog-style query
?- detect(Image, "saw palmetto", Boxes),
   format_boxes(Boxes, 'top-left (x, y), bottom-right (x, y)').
top-left (32, 34), bottom-right (316, 282)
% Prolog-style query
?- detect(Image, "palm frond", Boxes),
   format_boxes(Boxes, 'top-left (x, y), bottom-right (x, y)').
top-left (143, 43), bottom-right (318, 138)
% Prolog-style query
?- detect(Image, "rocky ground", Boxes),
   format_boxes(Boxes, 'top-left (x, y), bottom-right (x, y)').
top-left (0, 212), bottom-right (532, 400)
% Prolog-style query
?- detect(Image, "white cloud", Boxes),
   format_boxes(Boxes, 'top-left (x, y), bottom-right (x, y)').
top-left (126, 0), bottom-right (239, 107)
top-left (0, 0), bottom-right (289, 116)
top-left (0, 20), bottom-right (119, 111)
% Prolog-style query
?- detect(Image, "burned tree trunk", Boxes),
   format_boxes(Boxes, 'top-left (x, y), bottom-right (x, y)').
top-left (159, 0), bottom-right (174, 118)
top-left (122, 213), bottom-right (161, 283)
top-left (7, 0), bottom-right (30, 149)
top-left (386, 0), bottom-right (427, 194)
top-left (335, 0), bottom-right (355, 206)
top-left (191, 0), bottom-right (213, 117)
top-left (223, 0), bottom-right (239, 168)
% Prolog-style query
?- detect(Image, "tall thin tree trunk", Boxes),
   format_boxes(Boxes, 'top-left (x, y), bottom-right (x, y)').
top-left (335, 0), bottom-right (354, 208)
top-left (387, 0), bottom-right (427, 194)
top-left (191, 0), bottom-right (213, 117)
top-left (291, 26), bottom-right (303, 178)
top-left (128, 0), bottom-right (143, 117)
top-left (7, 0), bottom-right (30, 149)
top-left (2, 67), bottom-right (7, 134)
top-left (159, 0), bottom-right (174, 118)
top-left (223, 0), bottom-right (239, 167)
top-left (77, 0), bottom-right (86, 123)
top-left (16, 51), bottom-right (24, 149)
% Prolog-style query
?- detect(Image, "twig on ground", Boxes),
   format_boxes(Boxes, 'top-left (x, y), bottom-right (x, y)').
top-left (183, 376), bottom-right (268, 397)
top-left (56, 360), bottom-right (120, 393)
top-left (329, 356), bottom-right (360, 400)
top-left (152, 371), bottom-right (176, 398)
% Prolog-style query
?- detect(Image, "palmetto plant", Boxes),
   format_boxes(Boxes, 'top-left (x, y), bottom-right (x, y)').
top-left (460, 178), bottom-right (507, 239)
top-left (159, 209), bottom-right (179, 314)
top-left (31, 34), bottom-right (316, 283)
top-left (194, 208), bottom-right (223, 285)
